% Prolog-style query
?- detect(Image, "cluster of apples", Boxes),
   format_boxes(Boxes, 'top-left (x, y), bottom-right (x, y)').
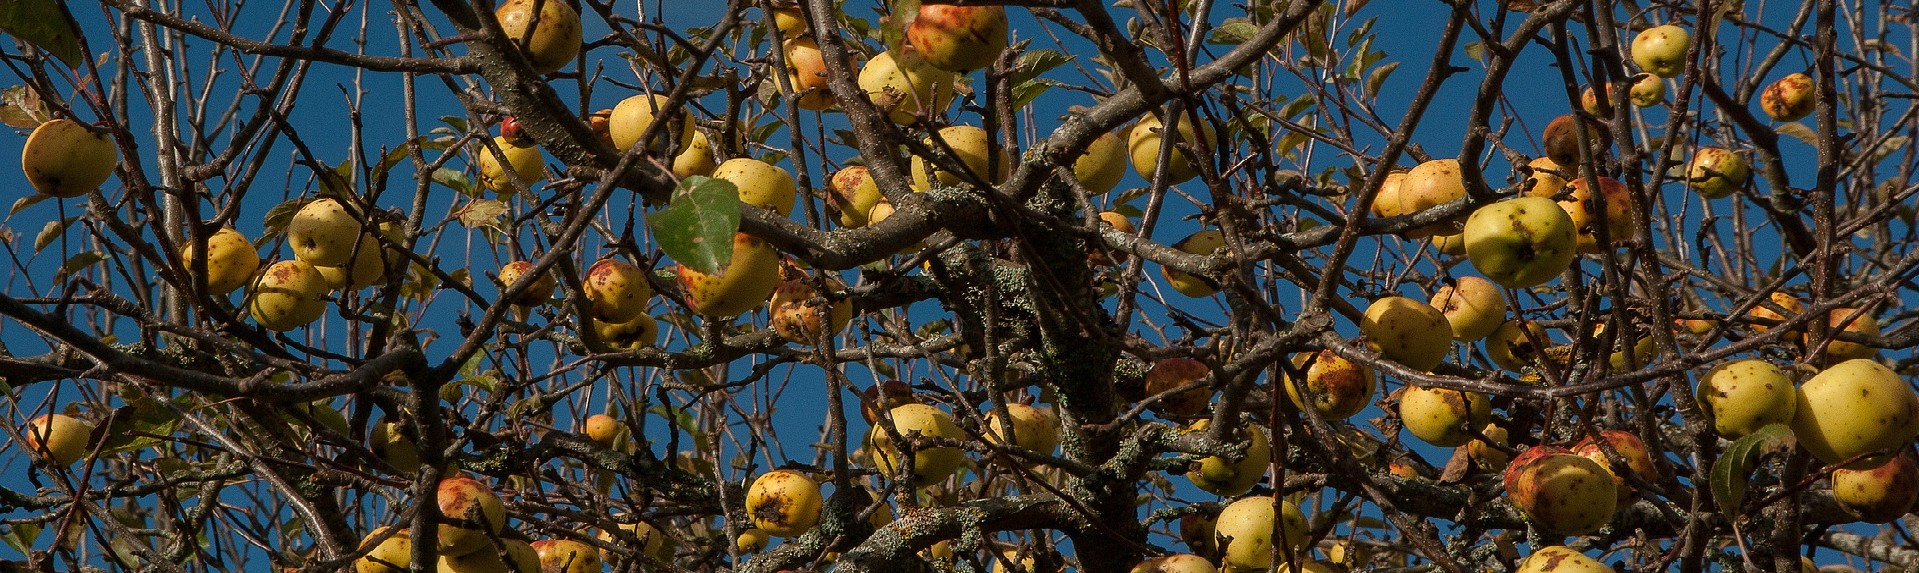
top-left (353, 474), bottom-right (662, 573)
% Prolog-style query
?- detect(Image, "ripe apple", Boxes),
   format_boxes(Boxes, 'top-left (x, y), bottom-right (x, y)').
top-left (676, 233), bottom-right (781, 318)
top-left (180, 227), bottom-right (262, 295)
top-left (1807, 307), bottom-right (1879, 362)
top-left (782, 37), bottom-right (833, 110)
top-left (1521, 157), bottom-right (1568, 199)
top-left (1590, 322), bottom-right (1659, 371)
top-left (747, 469), bottom-right (823, 537)
top-left (1830, 450), bottom-right (1919, 523)
top-left (1462, 196), bottom-right (1579, 288)
top-left (1184, 419), bottom-right (1271, 497)
top-left (436, 475), bottom-right (508, 556)
top-left (1696, 359), bottom-right (1797, 439)
top-left (1129, 112), bottom-right (1216, 184)
top-left (597, 519), bottom-right (673, 566)
top-left (249, 260), bottom-right (330, 331)
top-left (828, 166), bottom-right (883, 227)
top-left (1761, 72), bottom-right (1816, 122)
top-left (1572, 430), bottom-right (1657, 506)
top-left (1394, 159), bottom-right (1471, 237)
top-left (477, 136), bottom-right (546, 195)
top-left (1429, 276), bottom-right (1507, 341)
top-left (21, 118), bottom-right (118, 198)
top-left (906, 4), bottom-right (1008, 73)
top-left (859, 381), bottom-right (918, 424)
top-left (582, 413), bottom-right (629, 451)
top-left (436, 538), bottom-right (536, 573)
top-left (1745, 291), bottom-right (1803, 333)
top-left (1558, 175), bottom-right (1636, 254)
top-left (1486, 319), bottom-right (1549, 371)
top-left (354, 527), bottom-right (412, 573)
top-left (912, 125), bottom-right (1011, 190)
top-left (769, 272), bottom-right (853, 344)
top-left (1542, 114), bottom-right (1588, 168)
top-left (1369, 169), bottom-right (1413, 220)
top-left (496, 260), bottom-right (556, 307)
top-left (1792, 359), bottom-right (1919, 469)
top-left (856, 48), bottom-right (956, 124)
top-left (735, 528), bottom-right (769, 552)
top-left (1581, 77), bottom-right (1665, 115)
top-left (1504, 450), bottom-right (1618, 534)
top-left (1097, 210), bottom-right (1135, 234)
top-left (315, 221), bottom-right (403, 291)
top-left (1432, 232), bottom-right (1466, 255)
top-left (1283, 348), bottom-right (1377, 420)
top-left (1160, 229), bottom-right (1225, 298)
top-left (1398, 386), bottom-right (1490, 447)
top-left (1177, 512), bottom-right (1218, 558)
top-left (585, 108), bottom-right (616, 148)
top-left (1214, 495), bottom-right (1308, 570)
top-left (583, 258), bottom-right (653, 323)
top-left (1144, 357), bottom-right (1213, 419)
top-left (369, 418), bottom-right (419, 475)
top-left (1465, 423), bottom-right (1512, 471)
top-left (529, 539), bottom-right (598, 573)
top-left (1129, 554), bottom-right (1217, 573)
top-left (867, 403), bottom-right (967, 487)
top-left (1685, 147), bottom-right (1749, 199)
top-left (671, 131), bottom-right (718, 178)
top-left (713, 158), bottom-right (798, 216)
top-left (609, 94), bottom-right (694, 153)
top-left (1516, 546), bottom-right (1613, 573)
top-left (591, 312), bottom-right (659, 350)
top-left (1360, 296), bottom-right (1454, 371)
top-left (1074, 131), bottom-right (1128, 195)
top-left (23, 413), bottom-right (94, 466)
top-left (983, 403), bottom-right (1060, 456)
top-left (495, 0), bottom-right (581, 74)
top-left (770, 4), bottom-right (806, 36)
top-left (1631, 24), bottom-right (1691, 78)
top-left (287, 198), bottom-right (367, 267)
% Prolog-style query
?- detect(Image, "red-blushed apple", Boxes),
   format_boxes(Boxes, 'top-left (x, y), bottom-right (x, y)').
top-left (905, 4), bottom-right (1007, 73)
top-left (436, 475), bottom-right (508, 556)
top-left (583, 258), bottom-right (652, 323)
top-left (782, 36), bottom-right (833, 110)
top-left (1761, 72), bottom-right (1816, 122)
top-left (1283, 348), bottom-right (1376, 420)
top-left (22, 413), bottom-right (94, 466)
top-left (1573, 430), bottom-right (1657, 507)
top-left (1504, 449), bottom-right (1618, 534)
top-left (828, 166), bottom-right (883, 227)
top-left (1829, 450), bottom-right (1919, 523)
top-left (675, 233), bottom-right (781, 318)
top-left (1807, 307), bottom-right (1880, 362)
top-left (1144, 357), bottom-right (1213, 419)
top-left (1745, 291), bottom-right (1803, 333)
top-left (769, 270), bottom-right (853, 344)
top-left (1558, 175), bottom-right (1636, 254)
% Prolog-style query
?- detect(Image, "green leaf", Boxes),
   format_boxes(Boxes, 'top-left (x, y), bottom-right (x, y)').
top-left (1208, 19), bottom-right (1260, 45)
top-left (456, 199), bottom-right (510, 232)
top-left (258, 198), bottom-right (309, 243)
top-left (432, 168), bottom-right (477, 197)
top-left (54, 251), bottom-right (103, 282)
top-left (1365, 61), bottom-right (1399, 99)
top-left (647, 176), bottom-right (742, 277)
top-left (0, 0), bottom-right (85, 68)
top-left (1709, 423), bottom-right (1795, 515)
top-left (33, 216), bottom-right (74, 253)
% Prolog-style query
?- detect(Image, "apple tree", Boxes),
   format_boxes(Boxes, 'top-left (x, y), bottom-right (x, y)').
top-left (0, 0), bottom-right (1916, 571)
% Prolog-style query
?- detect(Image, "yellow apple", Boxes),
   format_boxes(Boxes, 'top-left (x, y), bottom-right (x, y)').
top-left (769, 272), bottom-right (853, 344)
top-left (747, 469), bottom-right (824, 537)
top-left (983, 403), bottom-right (1059, 456)
top-left (1465, 423), bottom-right (1511, 471)
top-left (1558, 175), bottom-right (1636, 254)
top-left (829, 166), bottom-right (883, 227)
top-left (735, 528), bottom-right (769, 552)
top-left (905, 4), bottom-right (1008, 73)
top-left (1685, 147), bottom-right (1748, 199)
top-left (1696, 359), bottom-right (1797, 439)
top-left (1830, 451), bottom-right (1919, 523)
top-left (1505, 451), bottom-right (1617, 534)
top-left (1360, 296), bottom-right (1453, 371)
top-left (676, 233), bottom-right (781, 318)
top-left (712, 157), bottom-right (798, 216)
top-left (1462, 196), bottom-right (1578, 288)
top-left (1808, 307), bottom-right (1880, 362)
top-left (783, 36), bottom-right (834, 110)
top-left (369, 418), bottom-right (419, 475)
top-left (1214, 495), bottom-right (1308, 570)
top-left (354, 527), bottom-right (412, 573)
top-left (286, 198), bottom-right (367, 267)
top-left (23, 413), bottom-right (94, 466)
top-left (1486, 319), bottom-right (1550, 371)
top-left (856, 48), bottom-right (956, 124)
top-left (1074, 131), bottom-right (1128, 194)
top-left (1761, 72), bottom-right (1816, 122)
top-left (1631, 24), bottom-right (1691, 78)
top-left (1429, 276), bottom-right (1506, 341)
top-left (180, 227), bottom-right (262, 295)
top-left (1129, 112), bottom-right (1216, 184)
top-left (609, 93), bottom-right (694, 153)
top-left (1521, 157), bottom-right (1568, 199)
top-left (1130, 554), bottom-right (1217, 573)
top-left (583, 258), bottom-right (653, 323)
top-left (1283, 348), bottom-right (1376, 420)
top-left (1516, 546), bottom-right (1614, 573)
top-left (1394, 159), bottom-right (1474, 237)
top-left (436, 475), bottom-right (508, 556)
top-left (1398, 386), bottom-right (1490, 447)
top-left (1792, 359), bottom-right (1919, 469)
top-left (867, 403), bottom-right (966, 487)
top-left (22, 118), bottom-right (118, 198)
top-left (495, 0), bottom-right (581, 74)
top-left (591, 312), bottom-right (659, 350)
top-left (1185, 419), bottom-right (1271, 497)
top-left (1160, 229), bottom-right (1225, 297)
top-left (912, 125), bottom-right (1011, 190)
top-left (249, 260), bottom-right (330, 331)
top-left (671, 131), bottom-right (718, 178)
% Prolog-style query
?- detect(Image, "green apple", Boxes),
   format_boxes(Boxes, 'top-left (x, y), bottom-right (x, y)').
top-left (1792, 359), bottom-right (1919, 469)
top-left (1398, 385), bottom-right (1490, 447)
top-left (1461, 196), bottom-right (1578, 288)
top-left (1631, 24), bottom-right (1691, 78)
top-left (1695, 359), bottom-right (1797, 439)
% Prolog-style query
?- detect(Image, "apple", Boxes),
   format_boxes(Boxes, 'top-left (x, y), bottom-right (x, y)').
top-left (1283, 348), bottom-right (1377, 420)
top-left (1462, 196), bottom-right (1579, 288)
top-left (1590, 322), bottom-right (1659, 371)
top-left (585, 108), bottom-right (616, 148)
top-left (1521, 157), bottom-right (1568, 199)
top-left (1129, 112), bottom-right (1216, 184)
top-left (1398, 386), bottom-right (1491, 447)
top-left (671, 131), bottom-right (718, 178)
top-left (1160, 229), bottom-right (1225, 298)
top-left (1360, 296), bottom-right (1453, 371)
top-left (1792, 359), bottom-right (1919, 469)
top-left (23, 413), bottom-right (94, 466)
top-left (1177, 513), bottom-right (1218, 558)
top-left (1429, 276), bottom-right (1507, 341)
top-left (496, 260), bottom-right (555, 307)
top-left (316, 221), bottom-right (403, 291)
top-left (495, 0), bottom-right (581, 74)
top-left (1685, 147), bottom-right (1749, 199)
top-left (1504, 451), bottom-right (1618, 534)
top-left (1465, 423), bottom-right (1511, 471)
top-left (1558, 175), bottom-right (1636, 254)
top-left (912, 125), bottom-right (1011, 190)
top-left (769, 272), bottom-right (853, 344)
top-left (826, 166), bottom-right (884, 227)
top-left (1369, 170), bottom-right (1410, 219)
top-left (1214, 495), bottom-right (1308, 570)
top-left (369, 418), bottom-right (419, 475)
top-left (1144, 357), bottom-right (1213, 419)
top-left (735, 528), bottom-right (770, 552)
top-left (1807, 307), bottom-right (1880, 362)
top-left (1432, 232), bottom-right (1466, 255)
top-left (770, 4), bottom-right (806, 36)
top-left (354, 527), bottom-right (412, 573)
top-left (1129, 554), bottom-right (1217, 573)
top-left (1631, 24), bottom-right (1691, 78)
top-left (1098, 210), bottom-right (1135, 234)
top-left (1573, 430), bottom-right (1657, 506)
top-left (713, 158), bottom-right (798, 216)
top-left (1185, 419), bottom-right (1271, 497)
top-left (676, 232), bottom-right (782, 318)
top-left (583, 258), bottom-right (653, 323)
top-left (867, 403), bottom-right (967, 487)
top-left (180, 227), bottom-right (261, 295)
top-left (747, 469), bottom-right (823, 537)
top-left (983, 403), bottom-right (1060, 456)
top-left (906, 4), bottom-right (1008, 73)
top-left (1830, 451), bottom-right (1919, 523)
top-left (597, 519), bottom-right (673, 566)
top-left (1074, 131), bottom-right (1128, 195)
top-left (476, 136), bottom-right (546, 195)
top-left (856, 48), bottom-right (956, 124)
top-left (1394, 159), bottom-right (1471, 237)
top-left (582, 413), bottom-right (629, 451)
top-left (249, 260), bottom-right (330, 331)
top-left (21, 118), bottom-right (118, 198)
top-left (1516, 546), bottom-right (1614, 573)
top-left (1761, 72), bottom-right (1816, 122)
top-left (783, 37), bottom-right (834, 110)
top-left (591, 312), bottom-right (659, 350)
top-left (859, 381), bottom-right (919, 424)
top-left (1745, 291), bottom-right (1802, 333)
top-left (436, 475), bottom-right (508, 556)
top-left (1486, 319), bottom-right (1549, 371)
top-left (436, 539), bottom-right (534, 573)
top-left (609, 94), bottom-right (694, 153)
top-left (287, 198), bottom-right (367, 267)
top-left (1696, 359), bottom-right (1797, 439)
top-left (1581, 77), bottom-right (1665, 115)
